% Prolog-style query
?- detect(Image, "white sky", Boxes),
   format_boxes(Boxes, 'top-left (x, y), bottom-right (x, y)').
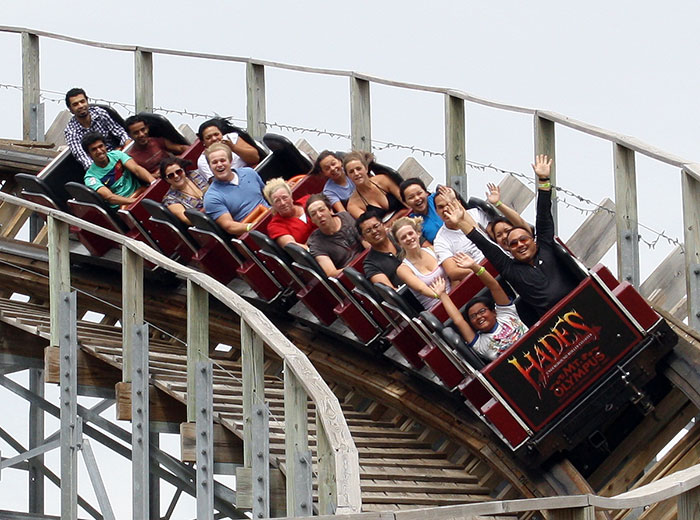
top-left (1, 1), bottom-right (699, 517)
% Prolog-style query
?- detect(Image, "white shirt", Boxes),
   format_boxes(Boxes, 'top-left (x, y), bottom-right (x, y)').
top-left (433, 208), bottom-right (491, 264)
top-left (197, 132), bottom-right (248, 180)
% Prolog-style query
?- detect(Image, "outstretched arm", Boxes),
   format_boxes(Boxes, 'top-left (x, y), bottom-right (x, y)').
top-left (486, 183), bottom-right (529, 231)
top-left (124, 158), bottom-right (156, 184)
top-left (430, 277), bottom-right (475, 343)
top-left (454, 252), bottom-right (510, 306)
top-left (532, 154), bottom-right (555, 244)
top-left (226, 135), bottom-right (260, 167)
top-left (164, 138), bottom-right (189, 155)
top-left (396, 264), bottom-right (440, 301)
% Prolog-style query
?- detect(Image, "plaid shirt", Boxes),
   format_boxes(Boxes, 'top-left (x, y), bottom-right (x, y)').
top-left (64, 106), bottom-right (129, 170)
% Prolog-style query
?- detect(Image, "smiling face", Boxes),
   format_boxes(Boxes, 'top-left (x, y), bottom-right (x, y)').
top-left (345, 159), bottom-right (369, 185)
top-left (319, 155), bottom-right (346, 183)
top-left (68, 93), bottom-right (89, 118)
top-left (359, 216), bottom-right (386, 247)
top-left (128, 121), bottom-right (150, 146)
top-left (507, 228), bottom-right (537, 263)
top-left (466, 302), bottom-right (497, 332)
top-left (307, 200), bottom-right (334, 232)
top-left (164, 163), bottom-right (186, 189)
top-left (87, 140), bottom-right (108, 166)
top-left (394, 224), bottom-right (420, 251)
top-left (207, 149), bottom-right (233, 182)
top-left (270, 187), bottom-right (295, 218)
top-left (403, 184), bottom-right (429, 214)
top-left (492, 221), bottom-right (513, 249)
top-left (201, 125), bottom-right (224, 148)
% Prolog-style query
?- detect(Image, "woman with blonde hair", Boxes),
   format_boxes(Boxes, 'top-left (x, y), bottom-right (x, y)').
top-left (345, 151), bottom-right (406, 225)
top-left (391, 216), bottom-right (451, 309)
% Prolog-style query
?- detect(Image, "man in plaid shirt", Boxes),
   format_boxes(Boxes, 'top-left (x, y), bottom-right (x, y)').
top-left (63, 88), bottom-right (130, 170)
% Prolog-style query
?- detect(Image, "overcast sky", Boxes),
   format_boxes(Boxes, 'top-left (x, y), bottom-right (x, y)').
top-left (1, 1), bottom-right (699, 517)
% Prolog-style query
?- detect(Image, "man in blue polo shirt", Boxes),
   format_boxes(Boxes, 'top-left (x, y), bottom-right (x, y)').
top-left (203, 142), bottom-right (268, 235)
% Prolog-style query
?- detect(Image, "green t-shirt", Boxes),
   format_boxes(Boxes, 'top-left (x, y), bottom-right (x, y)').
top-left (84, 150), bottom-right (141, 206)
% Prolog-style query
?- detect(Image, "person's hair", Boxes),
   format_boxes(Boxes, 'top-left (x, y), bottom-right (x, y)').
top-left (305, 193), bottom-right (331, 213)
top-left (487, 216), bottom-right (511, 240)
top-left (311, 150), bottom-right (343, 175)
top-left (263, 178), bottom-right (292, 204)
top-left (355, 208), bottom-right (384, 235)
top-left (81, 132), bottom-right (104, 152)
top-left (65, 87), bottom-right (87, 108)
top-left (124, 114), bottom-right (148, 133)
top-left (205, 142), bottom-right (232, 163)
top-left (391, 215), bottom-right (423, 241)
top-left (159, 156), bottom-right (192, 179)
top-left (197, 118), bottom-right (224, 140)
top-left (342, 150), bottom-right (374, 170)
top-left (399, 178), bottom-right (428, 202)
top-left (465, 295), bottom-right (496, 324)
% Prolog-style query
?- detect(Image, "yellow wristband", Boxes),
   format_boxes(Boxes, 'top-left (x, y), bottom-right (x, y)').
top-left (538, 182), bottom-right (551, 189)
top-left (433, 293), bottom-right (440, 299)
top-left (475, 266), bottom-right (486, 276)
top-left (246, 223), bottom-right (253, 232)
top-left (494, 201), bottom-right (503, 207)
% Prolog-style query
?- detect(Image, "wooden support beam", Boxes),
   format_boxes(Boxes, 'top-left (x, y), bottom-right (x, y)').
top-left (444, 94), bottom-right (466, 199)
top-left (398, 157), bottom-right (433, 188)
top-left (641, 246), bottom-right (687, 320)
top-left (48, 217), bottom-right (70, 349)
top-left (316, 414), bottom-right (337, 515)
top-left (121, 247), bottom-right (143, 381)
top-left (284, 363), bottom-right (312, 516)
top-left (180, 421), bottom-right (243, 464)
top-left (614, 144), bottom-right (640, 287)
top-left (549, 506), bottom-right (596, 520)
top-left (45, 347), bottom-right (121, 395)
top-left (115, 382), bottom-right (185, 424)
top-left (534, 113), bottom-right (557, 230)
top-left (246, 62), bottom-right (267, 140)
top-left (134, 50), bottom-right (154, 113)
top-left (187, 280), bottom-right (208, 422)
top-left (497, 175), bottom-right (534, 214)
top-left (565, 198), bottom-right (616, 268)
top-left (22, 32), bottom-right (43, 141)
top-left (350, 77), bottom-right (371, 152)
top-left (241, 318), bottom-right (264, 468)
top-left (681, 168), bottom-right (700, 331)
top-left (235, 467), bottom-right (285, 516)
top-left (678, 486), bottom-right (700, 520)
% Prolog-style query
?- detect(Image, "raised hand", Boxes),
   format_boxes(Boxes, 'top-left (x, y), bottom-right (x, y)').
top-left (453, 252), bottom-right (477, 271)
top-left (429, 276), bottom-right (447, 296)
top-left (531, 154), bottom-right (553, 180)
top-left (437, 184), bottom-right (457, 203)
top-left (442, 199), bottom-right (465, 227)
top-left (486, 183), bottom-right (500, 205)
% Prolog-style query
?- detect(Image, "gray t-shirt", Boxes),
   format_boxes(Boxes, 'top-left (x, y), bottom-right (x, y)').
top-left (307, 211), bottom-right (364, 270)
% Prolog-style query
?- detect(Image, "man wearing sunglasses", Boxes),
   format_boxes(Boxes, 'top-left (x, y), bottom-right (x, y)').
top-left (441, 155), bottom-right (579, 325)
top-left (357, 209), bottom-right (402, 288)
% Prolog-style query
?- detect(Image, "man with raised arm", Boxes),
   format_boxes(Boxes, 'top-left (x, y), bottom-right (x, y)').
top-left (305, 194), bottom-right (366, 278)
top-left (358, 209), bottom-right (402, 288)
top-left (64, 88), bottom-right (130, 171)
top-left (203, 143), bottom-right (268, 235)
top-left (441, 155), bottom-right (579, 324)
top-left (82, 132), bottom-right (155, 207)
top-left (124, 115), bottom-right (189, 176)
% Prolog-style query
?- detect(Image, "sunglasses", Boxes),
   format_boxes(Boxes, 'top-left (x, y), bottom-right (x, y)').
top-left (508, 235), bottom-right (533, 248)
top-left (165, 168), bottom-right (184, 180)
top-left (362, 222), bottom-right (383, 235)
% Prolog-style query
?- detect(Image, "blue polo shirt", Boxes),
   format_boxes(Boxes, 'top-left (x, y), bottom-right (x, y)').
top-left (203, 167), bottom-right (268, 222)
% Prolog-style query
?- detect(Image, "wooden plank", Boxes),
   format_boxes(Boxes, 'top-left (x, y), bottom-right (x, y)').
top-left (397, 157), bottom-right (433, 187)
top-left (614, 144), bottom-right (640, 286)
top-left (534, 113), bottom-right (557, 229)
top-left (444, 94), bottom-right (466, 199)
top-left (294, 138), bottom-right (318, 163)
top-left (351, 76), bottom-right (372, 152)
top-left (677, 486), bottom-right (700, 520)
top-left (241, 318), bottom-right (264, 467)
top-left (246, 62), bottom-right (267, 140)
top-left (641, 246), bottom-right (687, 319)
top-left (122, 246), bottom-right (143, 382)
top-left (681, 169), bottom-right (700, 330)
top-left (235, 467), bottom-right (285, 516)
top-left (0, 207), bottom-right (32, 238)
top-left (44, 346), bottom-right (121, 395)
top-left (565, 198), bottom-right (616, 268)
top-left (47, 216), bottom-right (69, 348)
top-left (186, 280), bottom-right (208, 422)
top-left (44, 110), bottom-right (71, 146)
top-left (21, 32), bottom-right (41, 141)
top-left (134, 50), bottom-right (154, 113)
top-left (180, 421), bottom-right (243, 464)
top-left (284, 362), bottom-right (312, 516)
top-left (497, 175), bottom-right (534, 214)
top-left (115, 382), bottom-right (186, 424)
top-left (317, 413), bottom-right (337, 515)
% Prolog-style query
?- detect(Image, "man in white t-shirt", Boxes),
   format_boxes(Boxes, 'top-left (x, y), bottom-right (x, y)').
top-left (196, 118), bottom-right (260, 180)
top-left (432, 187), bottom-right (492, 281)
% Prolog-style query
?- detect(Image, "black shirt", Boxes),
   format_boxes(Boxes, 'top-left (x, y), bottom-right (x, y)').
top-left (466, 189), bottom-right (579, 324)
top-left (364, 246), bottom-right (402, 287)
